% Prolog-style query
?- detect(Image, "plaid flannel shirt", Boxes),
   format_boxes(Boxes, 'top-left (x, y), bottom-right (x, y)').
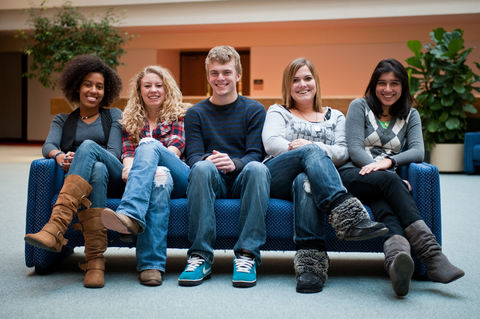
top-left (121, 117), bottom-right (186, 160)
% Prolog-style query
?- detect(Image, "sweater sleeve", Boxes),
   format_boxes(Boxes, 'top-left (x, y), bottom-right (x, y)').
top-left (234, 102), bottom-right (266, 173)
top-left (345, 99), bottom-right (376, 167)
top-left (391, 108), bottom-right (424, 166)
top-left (42, 114), bottom-right (67, 158)
top-left (106, 108), bottom-right (123, 160)
top-left (185, 107), bottom-right (208, 168)
top-left (262, 104), bottom-right (289, 157)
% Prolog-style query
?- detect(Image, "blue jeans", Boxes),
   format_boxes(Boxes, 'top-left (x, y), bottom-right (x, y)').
top-left (265, 144), bottom-right (347, 250)
top-left (116, 138), bottom-right (190, 272)
top-left (67, 140), bottom-right (124, 208)
top-left (187, 160), bottom-right (270, 264)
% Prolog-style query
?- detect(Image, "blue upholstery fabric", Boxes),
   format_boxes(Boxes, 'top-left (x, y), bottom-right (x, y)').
top-left (25, 158), bottom-right (441, 278)
top-left (464, 132), bottom-right (480, 174)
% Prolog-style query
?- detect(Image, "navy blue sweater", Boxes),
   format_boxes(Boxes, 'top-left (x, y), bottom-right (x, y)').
top-left (185, 95), bottom-right (266, 175)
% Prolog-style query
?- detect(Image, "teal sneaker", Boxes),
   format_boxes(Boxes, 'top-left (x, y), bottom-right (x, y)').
top-left (178, 255), bottom-right (212, 286)
top-left (232, 253), bottom-right (257, 287)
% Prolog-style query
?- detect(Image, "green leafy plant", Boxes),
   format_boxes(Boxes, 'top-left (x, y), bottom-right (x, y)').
top-left (406, 27), bottom-right (480, 151)
top-left (16, 1), bottom-right (137, 89)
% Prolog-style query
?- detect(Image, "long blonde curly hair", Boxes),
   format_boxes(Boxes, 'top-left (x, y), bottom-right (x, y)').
top-left (122, 65), bottom-right (191, 146)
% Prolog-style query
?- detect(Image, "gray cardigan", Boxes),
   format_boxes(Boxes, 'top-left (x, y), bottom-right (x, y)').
top-left (42, 108), bottom-right (123, 160)
top-left (262, 104), bottom-right (348, 167)
top-left (340, 98), bottom-right (424, 170)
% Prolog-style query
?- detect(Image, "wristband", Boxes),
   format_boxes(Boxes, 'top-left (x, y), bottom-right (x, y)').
top-left (53, 151), bottom-right (65, 160)
top-left (387, 156), bottom-right (397, 170)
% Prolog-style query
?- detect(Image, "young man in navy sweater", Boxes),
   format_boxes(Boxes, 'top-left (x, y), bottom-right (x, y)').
top-left (178, 45), bottom-right (270, 288)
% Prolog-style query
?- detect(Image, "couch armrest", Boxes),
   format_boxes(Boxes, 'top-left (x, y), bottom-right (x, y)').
top-left (25, 159), bottom-right (67, 268)
top-left (398, 162), bottom-right (441, 245)
top-left (464, 132), bottom-right (480, 174)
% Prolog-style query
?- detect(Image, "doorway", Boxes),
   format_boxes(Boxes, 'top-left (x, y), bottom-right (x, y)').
top-left (0, 52), bottom-right (26, 142)
top-left (180, 50), bottom-right (250, 96)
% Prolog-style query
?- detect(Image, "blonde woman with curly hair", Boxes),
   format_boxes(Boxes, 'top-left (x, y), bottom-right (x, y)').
top-left (101, 65), bottom-right (190, 286)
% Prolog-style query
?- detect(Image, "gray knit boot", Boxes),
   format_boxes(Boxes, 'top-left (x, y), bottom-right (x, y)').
top-left (330, 197), bottom-right (388, 241)
top-left (404, 220), bottom-right (464, 283)
top-left (383, 235), bottom-right (414, 297)
top-left (294, 249), bottom-right (328, 293)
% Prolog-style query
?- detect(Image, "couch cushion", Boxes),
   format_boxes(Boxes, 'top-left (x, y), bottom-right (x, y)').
top-left (473, 145), bottom-right (480, 164)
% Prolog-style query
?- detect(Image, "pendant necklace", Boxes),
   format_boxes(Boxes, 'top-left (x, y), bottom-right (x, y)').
top-left (79, 110), bottom-right (100, 120)
top-left (296, 108), bottom-right (321, 132)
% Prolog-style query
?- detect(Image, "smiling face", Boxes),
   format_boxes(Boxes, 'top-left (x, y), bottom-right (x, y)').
top-left (140, 72), bottom-right (165, 114)
top-left (290, 65), bottom-right (316, 108)
top-left (207, 60), bottom-right (241, 105)
top-left (376, 71), bottom-right (402, 109)
top-left (77, 72), bottom-right (105, 110)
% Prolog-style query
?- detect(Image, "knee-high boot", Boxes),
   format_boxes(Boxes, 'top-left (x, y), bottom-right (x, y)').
top-left (25, 175), bottom-right (92, 252)
top-left (404, 220), bottom-right (464, 283)
top-left (75, 208), bottom-right (107, 288)
top-left (383, 235), bottom-right (414, 297)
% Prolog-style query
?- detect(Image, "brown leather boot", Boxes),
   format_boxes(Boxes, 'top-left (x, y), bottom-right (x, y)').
top-left (75, 208), bottom-right (107, 288)
top-left (383, 235), bottom-right (414, 297)
top-left (404, 220), bottom-right (464, 283)
top-left (24, 175), bottom-right (92, 252)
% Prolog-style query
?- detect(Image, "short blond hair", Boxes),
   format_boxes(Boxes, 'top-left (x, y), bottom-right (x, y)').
top-left (205, 45), bottom-right (242, 75)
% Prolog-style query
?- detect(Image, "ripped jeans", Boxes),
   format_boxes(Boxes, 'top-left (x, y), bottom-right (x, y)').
top-left (116, 138), bottom-right (190, 272)
top-left (265, 144), bottom-right (347, 251)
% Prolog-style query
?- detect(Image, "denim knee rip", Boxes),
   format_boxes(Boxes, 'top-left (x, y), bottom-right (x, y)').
top-left (303, 179), bottom-right (312, 194)
top-left (139, 137), bottom-right (157, 145)
top-left (154, 166), bottom-right (170, 187)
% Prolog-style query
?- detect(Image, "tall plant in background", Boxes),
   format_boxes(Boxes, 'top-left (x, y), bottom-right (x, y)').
top-left (406, 27), bottom-right (480, 151)
top-left (16, 1), bottom-right (136, 89)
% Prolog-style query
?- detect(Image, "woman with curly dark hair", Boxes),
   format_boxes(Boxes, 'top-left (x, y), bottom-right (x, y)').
top-left (24, 54), bottom-right (124, 289)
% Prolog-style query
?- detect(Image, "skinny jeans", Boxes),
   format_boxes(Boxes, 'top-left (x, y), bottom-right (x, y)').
top-left (67, 140), bottom-right (125, 208)
top-left (339, 167), bottom-right (421, 239)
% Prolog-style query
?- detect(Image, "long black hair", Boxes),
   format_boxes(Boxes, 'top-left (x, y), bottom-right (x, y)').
top-left (364, 58), bottom-right (413, 119)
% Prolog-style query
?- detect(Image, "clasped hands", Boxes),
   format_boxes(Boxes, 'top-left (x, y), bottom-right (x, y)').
top-left (207, 150), bottom-right (236, 174)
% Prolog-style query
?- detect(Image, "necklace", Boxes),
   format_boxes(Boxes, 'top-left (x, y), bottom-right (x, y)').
top-left (296, 108), bottom-right (322, 132)
top-left (79, 110), bottom-right (99, 120)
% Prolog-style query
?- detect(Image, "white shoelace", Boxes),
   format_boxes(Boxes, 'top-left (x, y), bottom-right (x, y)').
top-left (235, 255), bottom-right (255, 273)
top-left (185, 256), bottom-right (205, 272)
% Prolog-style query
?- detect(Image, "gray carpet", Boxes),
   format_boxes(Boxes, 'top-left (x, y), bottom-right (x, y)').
top-left (1, 145), bottom-right (479, 319)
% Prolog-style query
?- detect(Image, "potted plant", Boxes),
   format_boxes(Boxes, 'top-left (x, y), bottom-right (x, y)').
top-left (16, 0), bottom-right (136, 90)
top-left (406, 27), bottom-right (480, 172)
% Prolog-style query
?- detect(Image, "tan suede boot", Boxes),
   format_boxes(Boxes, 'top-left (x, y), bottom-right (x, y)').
top-left (404, 220), bottom-right (464, 283)
top-left (75, 208), bottom-right (107, 288)
top-left (383, 235), bottom-right (414, 297)
top-left (24, 175), bottom-right (92, 252)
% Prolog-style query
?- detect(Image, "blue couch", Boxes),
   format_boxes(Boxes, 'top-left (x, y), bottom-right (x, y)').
top-left (25, 158), bottom-right (441, 278)
top-left (464, 132), bottom-right (480, 174)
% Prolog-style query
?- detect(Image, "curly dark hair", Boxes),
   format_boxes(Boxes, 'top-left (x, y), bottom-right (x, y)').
top-left (59, 55), bottom-right (122, 107)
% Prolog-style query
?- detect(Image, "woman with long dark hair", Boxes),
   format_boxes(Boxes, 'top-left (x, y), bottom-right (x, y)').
top-left (338, 58), bottom-right (464, 296)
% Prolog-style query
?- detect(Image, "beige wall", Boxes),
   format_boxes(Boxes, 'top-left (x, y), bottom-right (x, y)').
top-left (26, 49), bottom-right (157, 141)
top-left (1, 7), bottom-right (479, 141)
